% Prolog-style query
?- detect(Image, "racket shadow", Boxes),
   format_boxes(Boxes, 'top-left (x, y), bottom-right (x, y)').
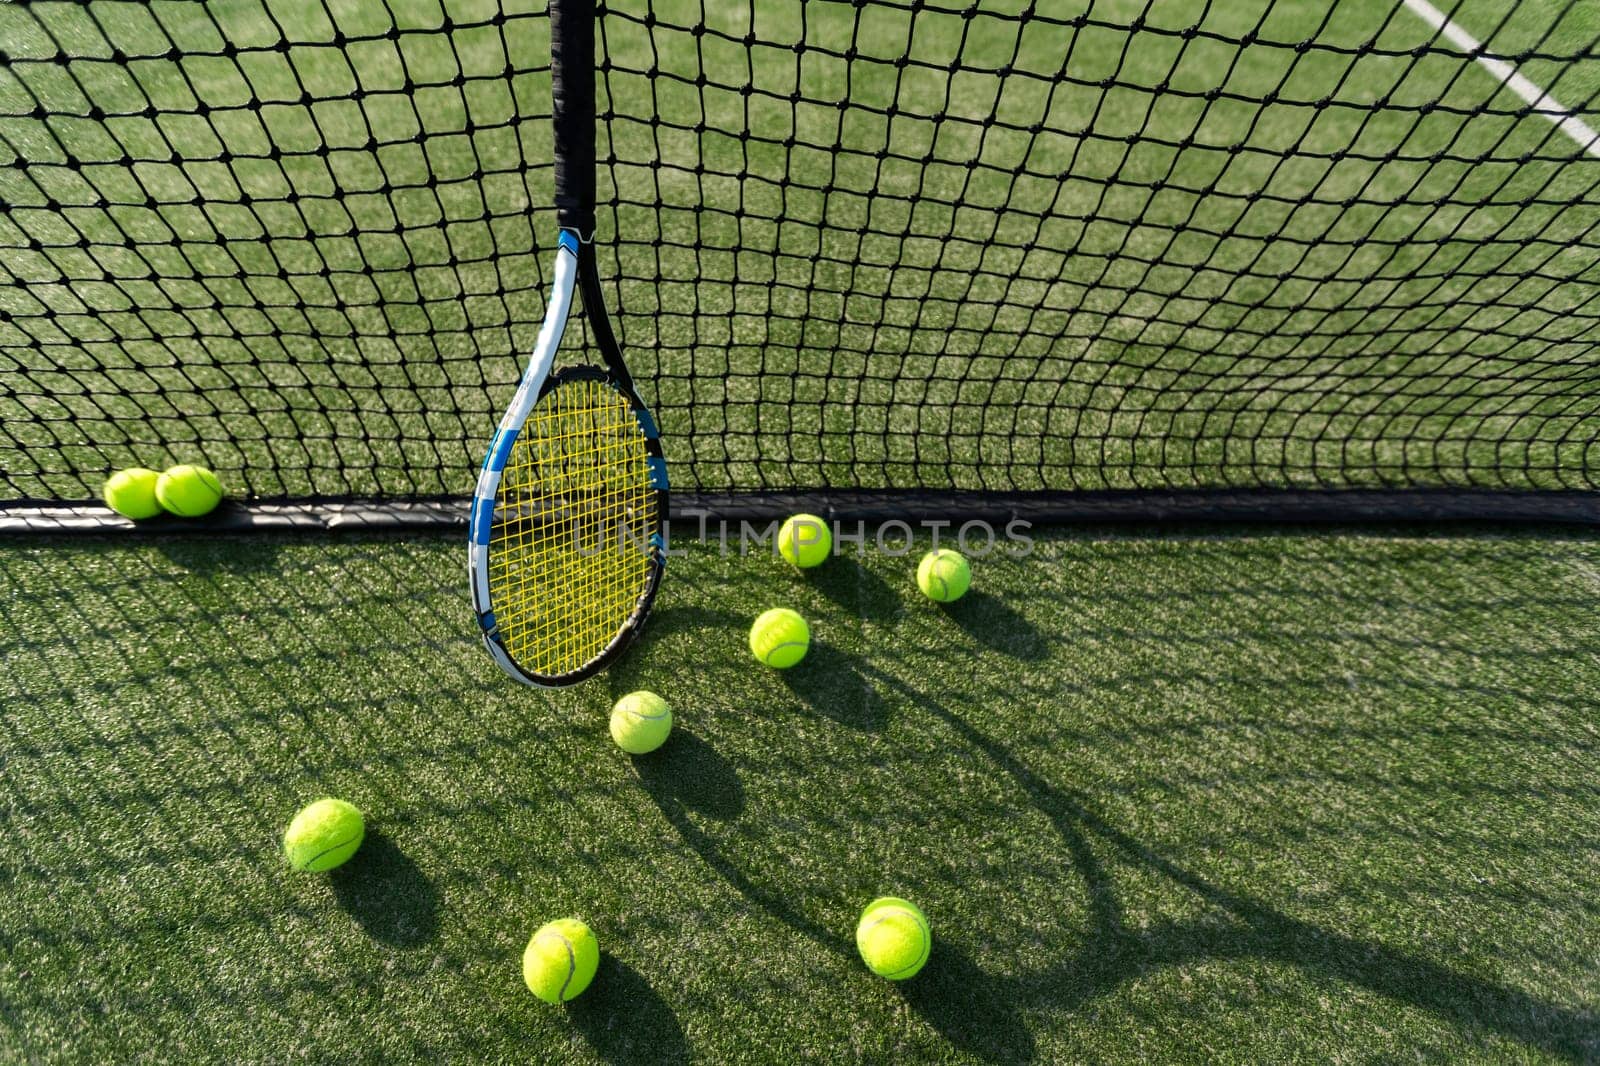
top-left (633, 732), bottom-right (848, 956)
top-left (605, 603), bottom-right (749, 695)
top-left (871, 661), bottom-right (1598, 1063)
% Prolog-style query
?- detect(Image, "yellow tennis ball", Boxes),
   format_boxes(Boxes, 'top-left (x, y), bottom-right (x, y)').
top-left (523, 917), bottom-right (600, 1004)
top-left (777, 513), bottom-right (831, 569)
top-left (610, 690), bottom-right (672, 754)
top-left (749, 607), bottom-right (810, 669)
top-left (155, 464), bottom-right (224, 517)
top-left (856, 896), bottom-right (931, 980)
top-left (282, 797), bottom-right (365, 872)
top-left (101, 467), bottom-right (163, 520)
top-left (916, 548), bottom-right (970, 602)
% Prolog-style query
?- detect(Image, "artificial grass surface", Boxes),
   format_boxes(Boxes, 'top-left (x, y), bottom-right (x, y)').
top-left (1, 528), bottom-right (1597, 1063)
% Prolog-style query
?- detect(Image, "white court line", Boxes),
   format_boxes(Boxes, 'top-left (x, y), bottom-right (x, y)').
top-left (1401, 0), bottom-right (1600, 159)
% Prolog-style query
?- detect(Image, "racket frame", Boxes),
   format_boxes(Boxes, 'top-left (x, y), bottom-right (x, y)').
top-left (468, 228), bottom-right (668, 687)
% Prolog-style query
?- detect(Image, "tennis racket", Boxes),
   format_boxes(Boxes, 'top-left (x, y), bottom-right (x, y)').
top-left (468, 0), bottom-right (667, 687)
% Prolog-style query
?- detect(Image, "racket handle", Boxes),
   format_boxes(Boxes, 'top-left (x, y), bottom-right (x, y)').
top-left (550, 0), bottom-right (597, 236)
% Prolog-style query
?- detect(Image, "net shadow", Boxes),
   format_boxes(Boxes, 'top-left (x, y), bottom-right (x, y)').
top-left (3, 529), bottom-right (1597, 1061)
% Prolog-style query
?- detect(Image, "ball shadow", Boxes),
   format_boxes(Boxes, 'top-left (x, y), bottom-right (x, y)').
top-left (567, 954), bottom-right (691, 1065)
top-left (781, 643), bottom-right (889, 731)
top-left (941, 591), bottom-right (1049, 661)
top-left (901, 941), bottom-right (1036, 1064)
top-left (328, 831), bottom-right (440, 948)
top-left (807, 555), bottom-right (903, 622)
top-left (632, 730), bottom-right (745, 821)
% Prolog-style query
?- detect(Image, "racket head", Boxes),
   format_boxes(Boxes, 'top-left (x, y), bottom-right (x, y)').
top-left (475, 364), bottom-right (667, 686)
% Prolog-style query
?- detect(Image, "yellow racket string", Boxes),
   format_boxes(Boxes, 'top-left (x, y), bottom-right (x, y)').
top-left (487, 377), bottom-right (658, 678)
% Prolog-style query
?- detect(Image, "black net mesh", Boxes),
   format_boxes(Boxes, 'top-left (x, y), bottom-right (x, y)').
top-left (3, 0), bottom-right (1598, 509)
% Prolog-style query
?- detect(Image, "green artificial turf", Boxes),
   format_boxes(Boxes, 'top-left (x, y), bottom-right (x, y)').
top-left (1, 528), bottom-right (1597, 1063)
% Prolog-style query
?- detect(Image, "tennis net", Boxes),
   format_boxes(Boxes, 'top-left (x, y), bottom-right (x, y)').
top-left (3, 0), bottom-right (1597, 522)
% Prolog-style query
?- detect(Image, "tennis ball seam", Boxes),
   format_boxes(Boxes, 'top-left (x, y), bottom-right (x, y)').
top-left (299, 831), bottom-right (362, 869)
top-left (103, 468), bottom-right (163, 520)
top-left (778, 514), bottom-right (831, 568)
top-left (156, 465), bottom-right (223, 517)
top-left (541, 931), bottom-right (579, 1002)
top-left (760, 640), bottom-right (807, 663)
top-left (862, 909), bottom-right (931, 978)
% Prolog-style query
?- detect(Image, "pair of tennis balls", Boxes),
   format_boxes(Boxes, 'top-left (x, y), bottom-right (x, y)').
top-left (275, 801), bottom-right (600, 1006)
top-left (278, 799), bottom-right (600, 1005)
top-left (102, 464), bottom-right (224, 520)
top-left (754, 517), bottom-right (821, 670)
top-left (778, 514), bottom-right (972, 603)
top-left (521, 896), bottom-right (930, 1007)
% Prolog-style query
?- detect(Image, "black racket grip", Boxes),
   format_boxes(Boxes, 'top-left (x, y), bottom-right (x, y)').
top-left (550, 0), bottom-right (596, 235)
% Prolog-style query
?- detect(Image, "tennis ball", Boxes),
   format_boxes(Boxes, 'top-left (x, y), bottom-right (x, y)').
top-left (282, 797), bottom-right (365, 872)
top-left (101, 467), bottom-right (163, 520)
top-left (916, 548), bottom-right (971, 603)
top-left (155, 464), bottom-right (223, 517)
top-left (749, 607), bottom-right (810, 669)
top-left (523, 917), bottom-right (600, 1004)
top-left (856, 896), bottom-right (932, 980)
top-left (777, 513), bottom-right (832, 569)
top-left (610, 690), bottom-right (673, 754)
